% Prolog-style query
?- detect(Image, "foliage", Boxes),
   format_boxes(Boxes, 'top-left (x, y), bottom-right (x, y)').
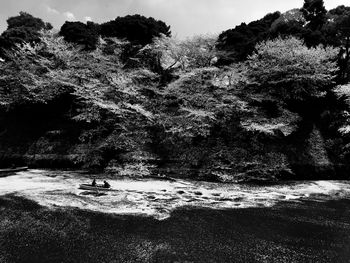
top-left (324, 8), bottom-right (350, 82)
top-left (246, 37), bottom-right (338, 102)
top-left (301, 0), bottom-right (327, 30)
top-left (139, 34), bottom-right (218, 73)
top-left (255, 2), bottom-right (327, 48)
top-left (217, 2), bottom-right (350, 66)
top-left (138, 34), bottom-right (186, 72)
top-left (0, 27), bottom-right (41, 48)
top-left (112, 162), bottom-right (156, 177)
top-left (0, 31), bottom-right (158, 167)
top-left (270, 9), bottom-right (306, 40)
top-left (270, 3), bottom-right (350, 49)
top-left (100, 14), bottom-right (171, 45)
top-left (59, 21), bottom-right (100, 50)
top-left (333, 84), bottom-right (350, 134)
top-left (154, 67), bottom-right (229, 138)
top-left (271, 9), bottom-right (305, 31)
top-left (181, 34), bottom-right (218, 68)
top-left (0, 12), bottom-right (52, 57)
top-left (216, 12), bottom-right (281, 63)
top-left (7, 11), bottom-right (52, 31)
top-left (0, 8), bottom-right (348, 180)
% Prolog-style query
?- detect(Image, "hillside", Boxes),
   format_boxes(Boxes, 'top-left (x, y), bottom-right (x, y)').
top-left (1, 1), bottom-right (350, 182)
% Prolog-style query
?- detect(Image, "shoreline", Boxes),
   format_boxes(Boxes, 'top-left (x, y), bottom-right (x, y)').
top-left (2, 166), bottom-right (350, 183)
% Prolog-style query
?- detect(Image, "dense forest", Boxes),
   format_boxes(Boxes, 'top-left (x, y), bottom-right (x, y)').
top-left (1, 0), bottom-right (350, 182)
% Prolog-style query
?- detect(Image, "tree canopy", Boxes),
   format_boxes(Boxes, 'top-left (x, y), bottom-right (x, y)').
top-left (0, 12), bottom-right (52, 58)
top-left (6, 11), bottom-right (52, 31)
top-left (247, 37), bottom-right (338, 102)
top-left (216, 12), bottom-right (280, 63)
top-left (216, 0), bottom-right (350, 64)
top-left (301, 0), bottom-right (327, 30)
top-left (59, 21), bottom-right (100, 50)
top-left (100, 14), bottom-right (171, 45)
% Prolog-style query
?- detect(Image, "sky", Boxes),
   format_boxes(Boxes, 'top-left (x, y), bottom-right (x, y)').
top-left (0, 0), bottom-right (349, 38)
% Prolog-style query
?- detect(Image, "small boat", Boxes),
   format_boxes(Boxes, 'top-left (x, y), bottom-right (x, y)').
top-left (79, 183), bottom-right (112, 191)
top-left (0, 166), bottom-right (28, 174)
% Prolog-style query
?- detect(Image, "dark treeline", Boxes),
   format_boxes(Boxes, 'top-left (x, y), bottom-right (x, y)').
top-left (0, 12), bottom-right (171, 55)
top-left (217, 0), bottom-right (350, 83)
top-left (2, 0), bottom-right (350, 82)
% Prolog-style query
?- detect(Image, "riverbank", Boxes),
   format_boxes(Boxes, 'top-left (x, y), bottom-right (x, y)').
top-left (0, 195), bottom-right (349, 263)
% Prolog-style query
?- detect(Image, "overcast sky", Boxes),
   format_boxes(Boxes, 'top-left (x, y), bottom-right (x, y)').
top-left (0, 0), bottom-right (349, 38)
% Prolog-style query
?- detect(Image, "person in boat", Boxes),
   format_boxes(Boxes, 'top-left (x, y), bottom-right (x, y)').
top-left (92, 179), bottom-right (96, 186)
top-left (103, 180), bottom-right (110, 188)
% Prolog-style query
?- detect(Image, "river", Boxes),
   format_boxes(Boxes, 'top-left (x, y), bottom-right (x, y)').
top-left (1, 169), bottom-right (349, 220)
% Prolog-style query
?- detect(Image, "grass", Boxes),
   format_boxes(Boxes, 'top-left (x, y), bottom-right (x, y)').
top-left (0, 194), bottom-right (349, 262)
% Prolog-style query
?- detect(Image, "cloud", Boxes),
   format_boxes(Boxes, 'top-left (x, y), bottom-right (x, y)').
top-left (63, 11), bottom-right (76, 21)
top-left (84, 16), bottom-right (92, 22)
top-left (46, 6), bottom-right (60, 15)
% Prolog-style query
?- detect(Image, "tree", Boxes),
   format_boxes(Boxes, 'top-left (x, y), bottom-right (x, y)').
top-left (336, 15), bottom-right (350, 82)
top-left (302, 0), bottom-right (327, 30)
top-left (216, 12), bottom-right (280, 63)
top-left (216, 23), bottom-right (256, 62)
top-left (138, 34), bottom-right (217, 75)
top-left (270, 9), bottom-right (306, 40)
top-left (181, 34), bottom-right (218, 68)
top-left (300, 0), bottom-right (327, 47)
top-left (0, 27), bottom-right (41, 48)
top-left (0, 31), bottom-right (159, 167)
top-left (59, 21), bottom-right (100, 50)
top-left (247, 37), bottom-right (338, 102)
top-left (100, 14), bottom-right (171, 45)
top-left (138, 34), bottom-right (186, 73)
top-left (268, 1), bottom-right (328, 47)
top-left (321, 6), bottom-right (350, 82)
top-left (6, 12), bottom-right (52, 31)
top-left (0, 12), bottom-right (52, 57)
top-left (323, 5), bottom-right (350, 46)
